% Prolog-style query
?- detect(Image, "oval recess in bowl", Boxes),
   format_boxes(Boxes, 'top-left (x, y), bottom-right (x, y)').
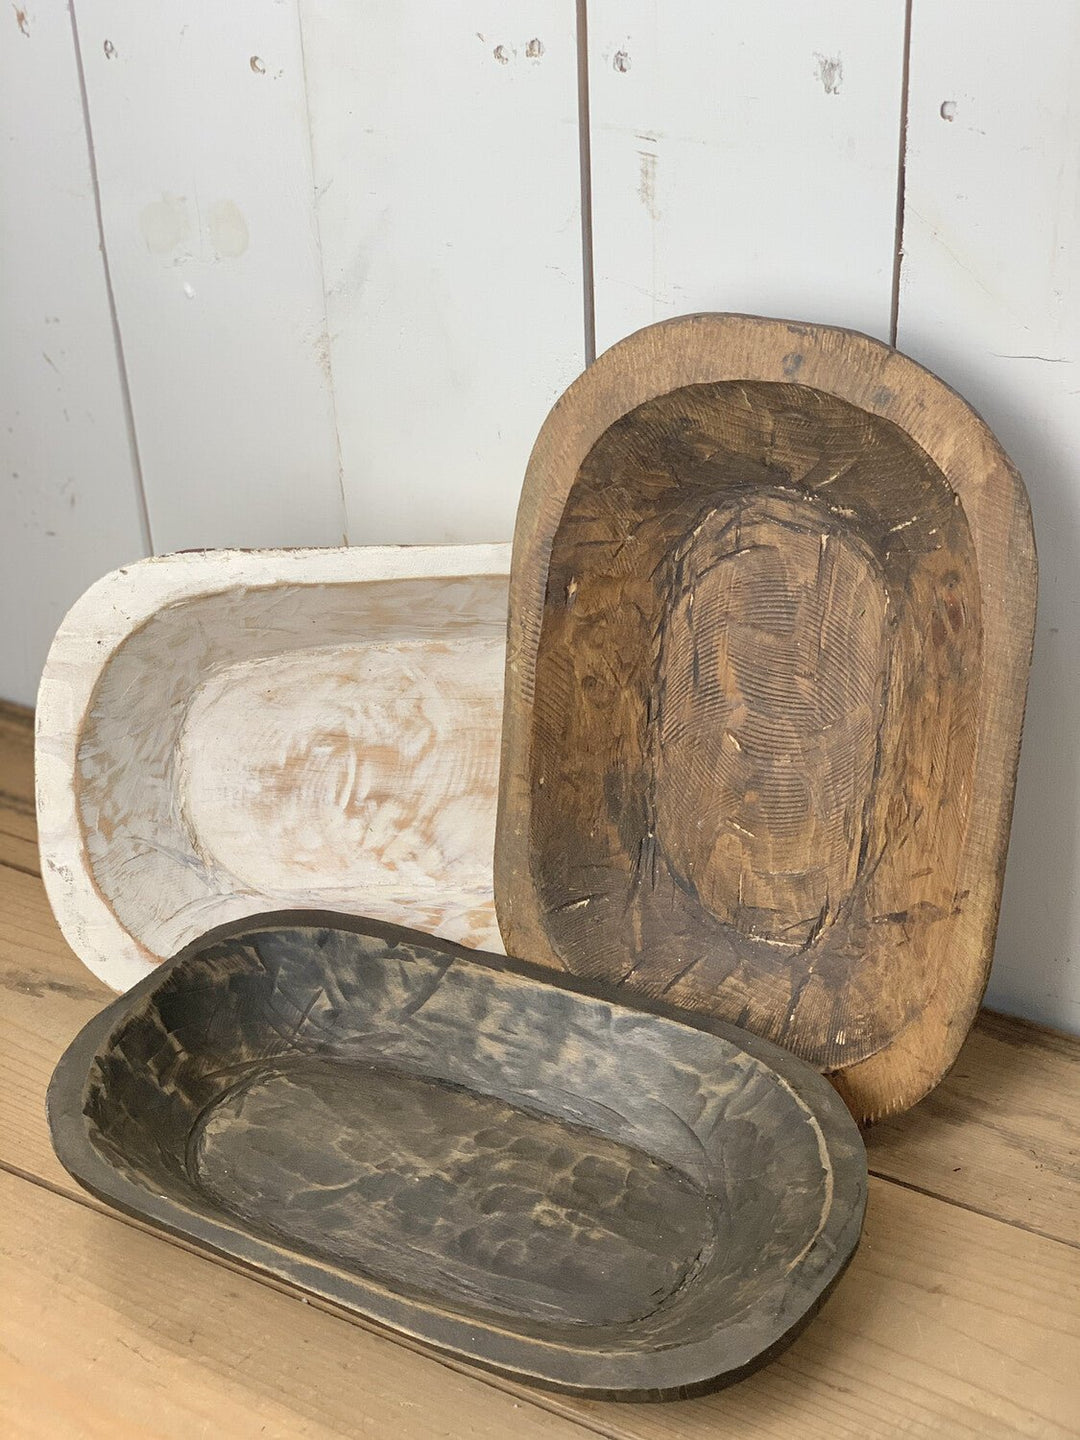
top-left (655, 492), bottom-right (890, 946)
top-left (176, 641), bottom-right (501, 897)
top-left (521, 379), bottom-right (983, 1076)
top-left (36, 545), bottom-right (511, 992)
top-left (497, 313), bottom-right (1036, 1122)
top-left (192, 1059), bottom-right (712, 1329)
top-left (48, 912), bottom-right (866, 1399)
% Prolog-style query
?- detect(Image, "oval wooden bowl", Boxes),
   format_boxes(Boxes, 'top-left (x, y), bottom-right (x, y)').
top-left (496, 313), bottom-right (1036, 1121)
top-left (36, 543), bottom-right (509, 991)
top-left (47, 913), bottom-right (866, 1400)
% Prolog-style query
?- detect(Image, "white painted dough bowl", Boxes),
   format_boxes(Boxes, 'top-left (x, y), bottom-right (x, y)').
top-left (36, 545), bottom-right (510, 991)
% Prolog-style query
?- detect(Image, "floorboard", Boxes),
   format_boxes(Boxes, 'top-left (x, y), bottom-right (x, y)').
top-left (4, 706), bottom-right (1078, 1437)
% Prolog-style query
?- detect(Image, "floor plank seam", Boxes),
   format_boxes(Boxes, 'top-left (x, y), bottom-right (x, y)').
top-left (0, 789), bottom-right (36, 818)
top-left (0, 1156), bottom-right (622, 1440)
top-left (0, 818), bottom-right (36, 837)
top-left (866, 1166), bottom-right (1080, 1251)
top-left (0, 857), bottom-right (42, 880)
top-left (4, 854), bottom-right (1074, 1256)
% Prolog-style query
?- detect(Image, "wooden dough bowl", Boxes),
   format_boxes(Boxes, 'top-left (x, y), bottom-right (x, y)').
top-left (497, 314), bottom-right (1036, 1121)
top-left (36, 544), bottom-right (509, 992)
top-left (48, 913), bottom-right (866, 1400)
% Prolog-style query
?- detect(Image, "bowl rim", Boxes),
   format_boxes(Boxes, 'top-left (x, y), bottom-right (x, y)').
top-left (495, 311), bottom-right (1037, 1122)
top-left (47, 908), bottom-right (867, 1401)
top-left (35, 542), bottom-right (511, 993)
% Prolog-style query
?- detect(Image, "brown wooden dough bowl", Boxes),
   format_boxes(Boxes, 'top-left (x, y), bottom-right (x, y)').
top-left (48, 912), bottom-right (866, 1400)
top-left (496, 313), bottom-right (1036, 1121)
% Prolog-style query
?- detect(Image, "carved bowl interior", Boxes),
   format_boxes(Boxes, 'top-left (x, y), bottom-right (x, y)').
top-left (525, 380), bottom-right (981, 1074)
top-left (48, 913), bottom-right (866, 1400)
top-left (36, 545), bottom-right (510, 992)
top-left (498, 317), bottom-right (1036, 1122)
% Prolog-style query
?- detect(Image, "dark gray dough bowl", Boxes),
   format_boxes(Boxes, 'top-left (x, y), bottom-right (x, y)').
top-left (48, 912), bottom-right (866, 1399)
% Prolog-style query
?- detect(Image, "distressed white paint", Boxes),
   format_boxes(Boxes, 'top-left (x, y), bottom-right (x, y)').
top-left (179, 642), bottom-right (502, 898)
top-left (897, 2), bottom-right (1080, 1035)
top-left (298, 2), bottom-right (585, 542)
top-left (0, 0), bottom-right (148, 708)
top-left (72, 0), bottom-right (345, 551)
top-left (587, 1), bottom-right (907, 353)
top-left (36, 545), bottom-right (510, 991)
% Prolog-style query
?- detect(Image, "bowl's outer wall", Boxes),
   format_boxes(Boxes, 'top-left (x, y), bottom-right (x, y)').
top-left (47, 911), bottom-right (867, 1401)
top-left (496, 313), bottom-right (1037, 1122)
top-left (35, 543), bottom-right (511, 992)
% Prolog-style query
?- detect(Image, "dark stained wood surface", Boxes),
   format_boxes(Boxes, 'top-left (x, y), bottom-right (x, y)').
top-left (48, 913), bottom-right (865, 1400)
top-left (1, 707), bottom-right (1077, 1435)
top-left (498, 314), bottom-right (1037, 1121)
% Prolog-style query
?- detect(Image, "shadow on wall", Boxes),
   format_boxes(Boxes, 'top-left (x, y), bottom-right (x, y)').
top-left (975, 374), bottom-right (1079, 1035)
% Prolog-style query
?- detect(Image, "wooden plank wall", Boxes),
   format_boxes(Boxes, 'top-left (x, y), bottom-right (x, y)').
top-left (299, 2), bottom-right (585, 544)
top-left (73, 0), bottom-right (346, 553)
top-left (0, 0), bottom-right (149, 710)
top-left (586, 1), bottom-right (907, 349)
top-left (2, 0), bottom-right (1077, 1036)
top-left (896, 1), bottom-right (1080, 1036)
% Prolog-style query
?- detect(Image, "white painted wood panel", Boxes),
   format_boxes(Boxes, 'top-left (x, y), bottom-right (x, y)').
top-left (0, 0), bottom-right (149, 708)
top-left (298, 2), bottom-right (585, 543)
top-left (897, 1), bottom-right (1080, 1034)
top-left (72, 0), bottom-right (345, 551)
top-left (587, 0), bottom-right (907, 353)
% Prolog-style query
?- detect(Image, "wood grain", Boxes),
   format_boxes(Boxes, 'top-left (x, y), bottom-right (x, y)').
top-left (176, 641), bottom-right (502, 907)
top-left (2, 858), bottom-right (1076, 1255)
top-left (583, 1178), bottom-right (1080, 1440)
top-left (497, 313), bottom-right (1037, 1121)
top-left (0, 701), bottom-right (35, 796)
top-left (0, 700), bottom-right (38, 875)
top-left (36, 546), bottom-right (509, 991)
top-left (2, 839), bottom-right (1079, 1433)
top-left (0, 1168), bottom-right (596, 1440)
top-left (6, 1114), bottom-right (1079, 1438)
top-left (11, 1162), bottom-right (1078, 1440)
top-left (8, 705), bottom-right (1079, 1430)
top-left (866, 1011), bottom-right (1080, 1247)
top-left (50, 912), bottom-right (864, 1399)
top-left (524, 383), bottom-right (980, 1065)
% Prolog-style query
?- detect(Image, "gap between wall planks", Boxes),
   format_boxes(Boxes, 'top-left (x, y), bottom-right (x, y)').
top-left (297, 1), bottom-right (586, 546)
top-left (71, 0), bottom-right (347, 553)
top-left (585, 1), bottom-right (908, 354)
top-left (2, 711), bottom-right (1079, 1436)
top-left (0, 3), bottom-right (149, 711)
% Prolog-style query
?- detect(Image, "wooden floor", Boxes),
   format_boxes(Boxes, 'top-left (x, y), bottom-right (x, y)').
top-left (1, 699), bottom-right (1078, 1439)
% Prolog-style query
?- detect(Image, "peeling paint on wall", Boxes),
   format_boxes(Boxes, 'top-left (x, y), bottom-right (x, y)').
top-left (815, 52), bottom-right (843, 94)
